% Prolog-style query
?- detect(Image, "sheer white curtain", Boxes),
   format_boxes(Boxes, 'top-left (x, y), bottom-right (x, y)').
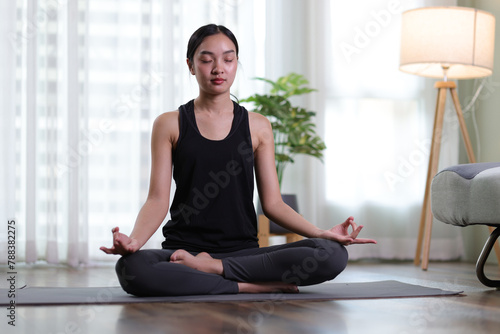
top-left (289, 0), bottom-right (463, 260)
top-left (0, 0), bottom-right (265, 266)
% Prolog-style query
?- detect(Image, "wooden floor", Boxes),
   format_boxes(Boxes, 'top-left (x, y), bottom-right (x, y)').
top-left (3, 260), bottom-right (500, 334)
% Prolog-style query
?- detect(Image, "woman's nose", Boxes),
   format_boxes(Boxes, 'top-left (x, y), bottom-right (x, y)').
top-left (212, 60), bottom-right (223, 74)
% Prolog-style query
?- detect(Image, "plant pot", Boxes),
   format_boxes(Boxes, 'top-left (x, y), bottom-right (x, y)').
top-left (257, 194), bottom-right (299, 234)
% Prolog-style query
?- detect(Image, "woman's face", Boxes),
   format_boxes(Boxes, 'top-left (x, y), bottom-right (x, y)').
top-left (188, 33), bottom-right (238, 96)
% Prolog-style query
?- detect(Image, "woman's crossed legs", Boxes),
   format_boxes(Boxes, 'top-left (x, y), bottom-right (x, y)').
top-left (115, 238), bottom-right (347, 296)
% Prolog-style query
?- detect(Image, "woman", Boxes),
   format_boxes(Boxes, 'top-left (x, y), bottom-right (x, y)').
top-left (101, 24), bottom-right (376, 296)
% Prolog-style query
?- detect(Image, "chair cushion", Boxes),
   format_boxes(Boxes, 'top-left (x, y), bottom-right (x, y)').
top-left (431, 162), bottom-right (500, 227)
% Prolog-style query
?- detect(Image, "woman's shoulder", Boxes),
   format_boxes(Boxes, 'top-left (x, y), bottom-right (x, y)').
top-left (248, 111), bottom-right (272, 132)
top-left (154, 110), bottom-right (179, 128)
top-left (247, 111), bottom-right (273, 149)
top-left (155, 110), bottom-right (179, 122)
top-left (248, 110), bottom-right (270, 125)
top-left (152, 110), bottom-right (180, 141)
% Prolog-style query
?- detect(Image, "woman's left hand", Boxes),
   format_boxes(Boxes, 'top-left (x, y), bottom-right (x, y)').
top-left (318, 216), bottom-right (377, 246)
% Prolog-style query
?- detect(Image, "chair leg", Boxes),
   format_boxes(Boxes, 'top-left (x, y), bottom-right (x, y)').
top-left (476, 226), bottom-right (500, 289)
top-left (285, 233), bottom-right (303, 243)
top-left (258, 215), bottom-right (270, 248)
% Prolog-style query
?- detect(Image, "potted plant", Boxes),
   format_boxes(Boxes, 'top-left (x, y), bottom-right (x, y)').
top-left (241, 73), bottom-right (326, 233)
top-left (241, 72), bottom-right (326, 188)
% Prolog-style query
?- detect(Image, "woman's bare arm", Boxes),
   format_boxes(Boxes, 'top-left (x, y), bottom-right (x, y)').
top-left (251, 112), bottom-right (323, 238)
top-left (250, 112), bottom-right (376, 245)
top-left (100, 111), bottom-right (179, 254)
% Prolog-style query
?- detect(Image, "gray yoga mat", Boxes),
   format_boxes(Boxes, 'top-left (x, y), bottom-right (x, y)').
top-left (0, 280), bottom-right (461, 306)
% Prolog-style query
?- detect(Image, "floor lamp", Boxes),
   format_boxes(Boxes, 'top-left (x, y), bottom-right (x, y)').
top-left (399, 7), bottom-right (497, 270)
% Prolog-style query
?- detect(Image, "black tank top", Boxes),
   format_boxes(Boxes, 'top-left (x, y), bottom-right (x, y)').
top-left (162, 99), bottom-right (259, 253)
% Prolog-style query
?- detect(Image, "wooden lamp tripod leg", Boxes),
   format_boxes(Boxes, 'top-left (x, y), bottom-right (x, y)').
top-left (415, 84), bottom-right (448, 269)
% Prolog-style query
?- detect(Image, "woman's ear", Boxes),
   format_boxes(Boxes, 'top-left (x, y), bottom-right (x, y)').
top-left (186, 58), bottom-right (195, 75)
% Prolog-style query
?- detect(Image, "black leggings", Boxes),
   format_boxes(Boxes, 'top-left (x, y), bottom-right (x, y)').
top-left (115, 238), bottom-right (348, 296)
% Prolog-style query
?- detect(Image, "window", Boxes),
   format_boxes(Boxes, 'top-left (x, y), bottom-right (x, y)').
top-left (2, 0), bottom-right (266, 265)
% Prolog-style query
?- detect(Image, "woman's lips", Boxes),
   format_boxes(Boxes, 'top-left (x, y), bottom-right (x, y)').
top-left (212, 78), bottom-right (225, 84)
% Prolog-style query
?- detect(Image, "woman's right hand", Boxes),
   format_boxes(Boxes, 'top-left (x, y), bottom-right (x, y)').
top-left (100, 227), bottom-right (141, 255)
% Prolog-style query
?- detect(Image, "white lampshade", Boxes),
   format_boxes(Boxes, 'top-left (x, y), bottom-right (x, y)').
top-left (400, 6), bottom-right (495, 79)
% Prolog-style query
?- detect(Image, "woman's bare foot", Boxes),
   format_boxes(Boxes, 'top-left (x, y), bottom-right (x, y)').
top-left (170, 249), bottom-right (223, 275)
top-left (238, 282), bottom-right (299, 294)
